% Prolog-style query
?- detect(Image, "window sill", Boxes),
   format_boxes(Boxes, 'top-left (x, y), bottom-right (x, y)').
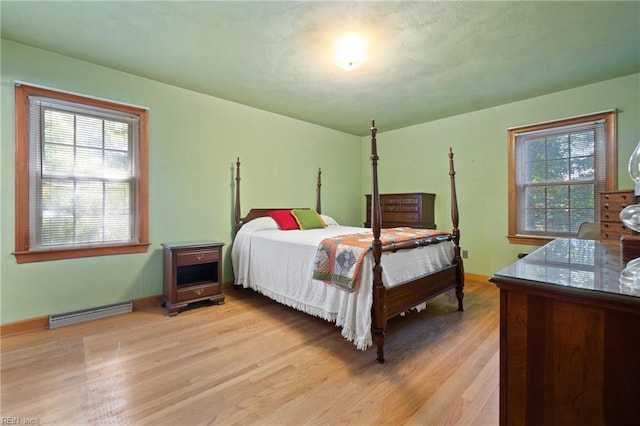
top-left (12, 242), bottom-right (151, 264)
top-left (507, 235), bottom-right (555, 246)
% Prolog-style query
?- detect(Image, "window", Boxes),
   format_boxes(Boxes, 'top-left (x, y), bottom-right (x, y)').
top-left (13, 84), bottom-right (149, 263)
top-left (508, 111), bottom-right (617, 245)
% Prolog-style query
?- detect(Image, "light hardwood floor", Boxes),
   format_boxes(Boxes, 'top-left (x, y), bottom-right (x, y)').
top-left (1, 277), bottom-right (499, 425)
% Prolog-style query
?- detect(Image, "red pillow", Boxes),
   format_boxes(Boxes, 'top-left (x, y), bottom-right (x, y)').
top-left (268, 210), bottom-right (299, 230)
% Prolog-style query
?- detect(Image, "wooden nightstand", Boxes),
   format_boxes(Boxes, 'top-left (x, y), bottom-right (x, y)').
top-left (162, 241), bottom-right (225, 316)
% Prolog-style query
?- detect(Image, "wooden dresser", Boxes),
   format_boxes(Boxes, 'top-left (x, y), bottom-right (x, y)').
top-left (364, 192), bottom-right (436, 229)
top-left (491, 239), bottom-right (640, 425)
top-left (600, 190), bottom-right (635, 245)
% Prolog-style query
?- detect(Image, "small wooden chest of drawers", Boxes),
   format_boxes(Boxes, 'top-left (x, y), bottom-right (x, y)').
top-left (364, 192), bottom-right (436, 229)
top-left (600, 190), bottom-right (635, 245)
top-left (162, 241), bottom-right (225, 316)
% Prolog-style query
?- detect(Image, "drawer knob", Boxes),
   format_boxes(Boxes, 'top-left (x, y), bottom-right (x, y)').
top-left (604, 204), bottom-right (609, 209)
top-left (622, 194), bottom-right (628, 199)
top-left (604, 214), bottom-right (610, 220)
top-left (194, 288), bottom-right (204, 296)
top-left (195, 253), bottom-right (205, 260)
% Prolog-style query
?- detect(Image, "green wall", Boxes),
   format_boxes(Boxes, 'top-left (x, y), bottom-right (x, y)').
top-left (0, 40), bottom-right (362, 324)
top-left (2, 39), bottom-right (639, 325)
top-left (364, 73), bottom-right (640, 276)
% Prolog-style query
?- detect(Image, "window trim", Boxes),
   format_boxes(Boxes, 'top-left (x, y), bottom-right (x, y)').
top-left (507, 110), bottom-right (617, 246)
top-left (13, 84), bottom-right (150, 263)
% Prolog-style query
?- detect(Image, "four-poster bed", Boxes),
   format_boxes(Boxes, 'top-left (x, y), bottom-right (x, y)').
top-left (231, 120), bottom-right (464, 362)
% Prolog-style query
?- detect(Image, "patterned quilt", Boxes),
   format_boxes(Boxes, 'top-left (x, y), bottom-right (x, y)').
top-left (312, 227), bottom-right (449, 292)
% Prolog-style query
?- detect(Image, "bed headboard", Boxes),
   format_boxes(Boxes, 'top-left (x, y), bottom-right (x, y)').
top-left (234, 157), bottom-right (321, 232)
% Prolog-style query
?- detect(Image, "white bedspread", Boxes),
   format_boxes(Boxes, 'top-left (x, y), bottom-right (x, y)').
top-left (231, 216), bottom-right (455, 350)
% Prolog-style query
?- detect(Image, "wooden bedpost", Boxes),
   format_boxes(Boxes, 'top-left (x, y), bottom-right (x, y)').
top-left (235, 157), bottom-right (241, 233)
top-left (316, 167), bottom-right (322, 214)
top-left (449, 148), bottom-right (464, 311)
top-left (370, 120), bottom-right (387, 363)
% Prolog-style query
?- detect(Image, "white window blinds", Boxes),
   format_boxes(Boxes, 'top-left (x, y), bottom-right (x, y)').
top-left (514, 120), bottom-right (606, 237)
top-left (28, 95), bottom-right (140, 249)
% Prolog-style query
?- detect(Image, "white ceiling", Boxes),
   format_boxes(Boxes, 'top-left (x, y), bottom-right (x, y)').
top-left (2, 1), bottom-right (639, 136)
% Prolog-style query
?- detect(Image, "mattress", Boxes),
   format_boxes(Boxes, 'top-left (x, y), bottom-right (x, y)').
top-left (231, 216), bottom-right (455, 350)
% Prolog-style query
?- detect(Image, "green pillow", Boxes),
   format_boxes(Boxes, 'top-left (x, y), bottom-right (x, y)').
top-left (292, 209), bottom-right (326, 230)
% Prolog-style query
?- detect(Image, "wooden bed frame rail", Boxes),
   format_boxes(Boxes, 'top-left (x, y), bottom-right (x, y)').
top-left (233, 120), bottom-right (464, 363)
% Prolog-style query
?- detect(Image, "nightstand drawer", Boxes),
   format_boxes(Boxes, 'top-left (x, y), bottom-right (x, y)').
top-left (176, 249), bottom-right (219, 266)
top-left (177, 282), bottom-right (220, 302)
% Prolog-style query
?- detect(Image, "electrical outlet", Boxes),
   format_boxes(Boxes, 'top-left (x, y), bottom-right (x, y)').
top-left (462, 250), bottom-right (468, 259)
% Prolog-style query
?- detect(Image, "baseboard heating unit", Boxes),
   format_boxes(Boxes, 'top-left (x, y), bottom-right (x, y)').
top-left (49, 301), bottom-right (133, 329)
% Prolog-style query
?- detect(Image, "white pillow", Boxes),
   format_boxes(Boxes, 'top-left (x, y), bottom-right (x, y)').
top-left (238, 216), bottom-right (279, 233)
top-left (320, 215), bottom-right (339, 226)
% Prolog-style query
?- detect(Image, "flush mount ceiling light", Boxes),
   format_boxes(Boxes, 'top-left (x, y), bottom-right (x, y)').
top-left (335, 33), bottom-right (368, 71)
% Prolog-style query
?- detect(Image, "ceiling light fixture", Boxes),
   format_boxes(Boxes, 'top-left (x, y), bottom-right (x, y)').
top-left (335, 33), bottom-right (368, 71)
